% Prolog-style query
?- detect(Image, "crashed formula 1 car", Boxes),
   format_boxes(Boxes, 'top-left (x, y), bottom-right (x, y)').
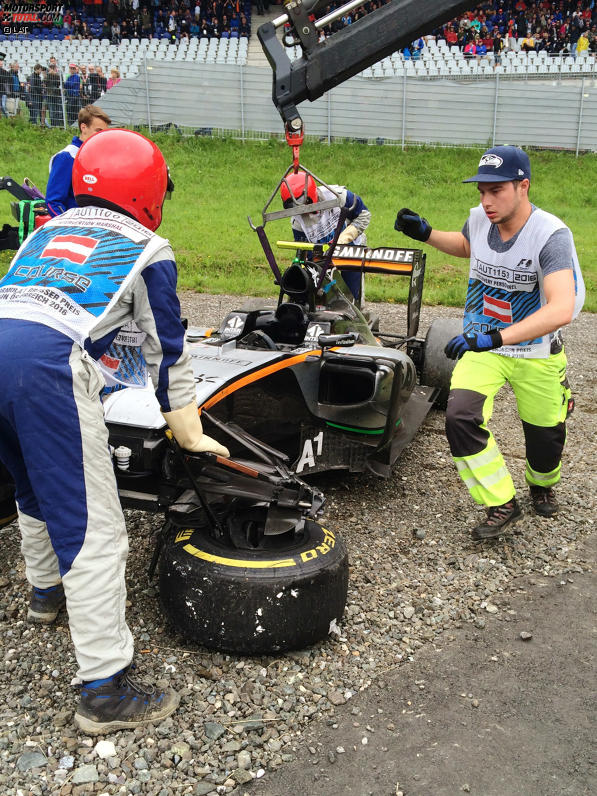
top-left (0, 170), bottom-right (459, 655)
top-left (1, 0), bottom-right (472, 654)
top-left (96, 166), bottom-right (459, 654)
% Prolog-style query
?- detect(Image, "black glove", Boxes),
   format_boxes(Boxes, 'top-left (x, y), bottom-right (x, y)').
top-left (444, 330), bottom-right (503, 360)
top-left (394, 207), bottom-right (432, 242)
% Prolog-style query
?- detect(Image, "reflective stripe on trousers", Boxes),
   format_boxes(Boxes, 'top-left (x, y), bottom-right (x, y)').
top-left (446, 350), bottom-right (569, 506)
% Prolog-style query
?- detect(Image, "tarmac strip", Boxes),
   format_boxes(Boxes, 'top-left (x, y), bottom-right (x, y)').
top-left (250, 533), bottom-right (596, 796)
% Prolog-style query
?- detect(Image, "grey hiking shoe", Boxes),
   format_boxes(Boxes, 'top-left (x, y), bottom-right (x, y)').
top-left (28, 583), bottom-right (66, 624)
top-left (74, 665), bottom-right (180, 735)
top-left (472, 498), bottom-right (522, 541)
top-left (529, 485), bottom-right (559, 518)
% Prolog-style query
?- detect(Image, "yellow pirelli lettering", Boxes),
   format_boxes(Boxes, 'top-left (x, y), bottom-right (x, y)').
top-left (183, 544), bottom-right (296, 569)
top-left (175, 529), bottom-right (194, 543)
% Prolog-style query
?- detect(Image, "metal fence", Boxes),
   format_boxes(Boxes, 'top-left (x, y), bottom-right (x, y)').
top-left (96, 61), bottom-right (597, 155)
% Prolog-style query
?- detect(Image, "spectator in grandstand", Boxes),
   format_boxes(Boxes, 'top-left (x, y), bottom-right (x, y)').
top-left (412, 36), bottom-right (425, 60)
top-left (80, 21), bottom-right (94, 40)
top-left (200, 17), bottom-right (212, 37)
top-left (100, 19), bottom-right (112, 39)
top-left (141, 8), bottom-right (153, 37)
top-left (394, 145), bottom-right (585, 541)
top-left (493, 30), bottom-right (504, 65)
top-left (445, 24), bottom-right (459, 45)
top-left (474, 33), bottom-right (489, 60)
top-left (107, 68), bottom-right (121, 90)
top-left (535, 30), bottom-right (550, 51)
top-left (464, 38), bottom-right (477, 58)
top-left (520, 33), bottom-right (536, 50)
top-left (559, 35), bottom-right (573, 55)
top-left (180, 10), bottom-right (192, 39)
top-left (111, 19), bottom-right (121, 44)
top-left (27, 64), bottom-right (44, 126)
top-left (63, 9), bottom-right (73, 34)
top-left (576, 30), bottom-right (590, 55)
top-left (220, 14), bottom-right (230, 36)
top-left (46, 104), bottom-right (111, 218)
top-left (45, 64), bottom-right (63, 128)
top-left (239, 13), bottom-right (251, 37)
top-left (569, 11), bottom-right (584, 56)
top-left (0, 60), bottom-right (10, 118)
top-left (279, 172), bottom-right (371, 302)
top-left (65, 63), bottom-right (81, 126)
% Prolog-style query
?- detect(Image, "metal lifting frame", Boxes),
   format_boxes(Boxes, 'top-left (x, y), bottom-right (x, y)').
top-left (258, 0), bottom-right (476, 128)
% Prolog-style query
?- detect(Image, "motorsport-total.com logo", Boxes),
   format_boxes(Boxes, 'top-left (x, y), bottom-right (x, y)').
top-left (1, 1), bottom-right (63, 36)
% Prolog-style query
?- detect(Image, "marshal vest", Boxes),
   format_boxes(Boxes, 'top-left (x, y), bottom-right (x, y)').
top-left (293, 186), bottom-right (366, 246)
top-left (0, 206), bottom-right (170, 386)
top-left (465, 206), bottom-right (585, 359)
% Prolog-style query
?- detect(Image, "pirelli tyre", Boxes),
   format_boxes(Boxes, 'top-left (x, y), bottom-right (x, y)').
top-left (159, 519), bottom-right (349, 655)
top-left (421, 317), bottom-right (462, 409)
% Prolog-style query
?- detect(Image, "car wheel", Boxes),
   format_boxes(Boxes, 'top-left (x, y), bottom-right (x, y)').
top-left (422, 318), bottom-right (461, 409)
top-left (159, 517), bottom-right (349, 654)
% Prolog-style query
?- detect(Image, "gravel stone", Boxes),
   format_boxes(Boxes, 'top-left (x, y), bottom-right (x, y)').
top-left (204, 722), bottom-right (226, 740)
top-left (237, 750), bottom-right (251, 770)
top-left (71, 764), bottom-right (99, 784)
top-left (0, 295), bottom-right (594, 795)
top-left (16, 751), bottom-right (47, 771)
top-left (232, 767), bottom-right (254, 784)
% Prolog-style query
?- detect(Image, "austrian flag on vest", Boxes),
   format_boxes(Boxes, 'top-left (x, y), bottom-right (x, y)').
top-left (41, 234), bottom-right (99, 265)
top-left (483, 294), bottom-right (512, 324)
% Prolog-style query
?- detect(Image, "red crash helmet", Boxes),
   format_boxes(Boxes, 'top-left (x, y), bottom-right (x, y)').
top-left (280, 171), bottom-right (318, 209)
top-left (72, 129), bottom-right (174, 231)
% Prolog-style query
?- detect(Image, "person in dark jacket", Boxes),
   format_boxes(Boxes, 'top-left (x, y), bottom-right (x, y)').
top-left (28, 64), bottom-right (44, 125)
top-left (0, 59), bottom-right (10, 117)
top-left (64, 63), bottom-right (81, 125)
top-left (45, 64), bottom-right (63, 127)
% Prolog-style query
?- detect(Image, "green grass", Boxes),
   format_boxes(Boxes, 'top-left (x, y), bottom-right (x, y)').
top-left (1, 117), bottom-right (595, 310)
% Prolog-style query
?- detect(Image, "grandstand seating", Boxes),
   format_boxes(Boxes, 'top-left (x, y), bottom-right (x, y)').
top-left (0, 34), bottom-right (249, 80)
top-left (0, 35), bottom-right (593, 84)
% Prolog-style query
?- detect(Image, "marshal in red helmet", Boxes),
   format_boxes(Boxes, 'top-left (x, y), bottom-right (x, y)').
top-left (280, 171), bottom-right (318, 209)
top-left (72, 129), bottom-right (174, 232)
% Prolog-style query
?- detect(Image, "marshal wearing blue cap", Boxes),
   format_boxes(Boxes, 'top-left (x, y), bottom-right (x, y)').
top-left (393, 145), bottom-right (585, 541)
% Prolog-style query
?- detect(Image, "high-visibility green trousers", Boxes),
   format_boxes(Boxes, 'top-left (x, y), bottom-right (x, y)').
top-left (445, 350), bottom-right (570, 507)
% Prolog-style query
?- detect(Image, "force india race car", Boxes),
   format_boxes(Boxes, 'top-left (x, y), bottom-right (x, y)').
top-left (1, 167), bottom-right (459, 655)
top-left (1, 0), bottom-right (477, 654)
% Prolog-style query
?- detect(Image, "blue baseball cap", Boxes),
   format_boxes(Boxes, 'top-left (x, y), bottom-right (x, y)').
top-left (463, 145), bottom-right (531, 183)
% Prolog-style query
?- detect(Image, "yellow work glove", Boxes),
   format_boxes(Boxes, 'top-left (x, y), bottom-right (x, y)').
top-left (161, 402), bottom-right (230, 457)
top-left (337, 224), bottom-right (359, 245)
